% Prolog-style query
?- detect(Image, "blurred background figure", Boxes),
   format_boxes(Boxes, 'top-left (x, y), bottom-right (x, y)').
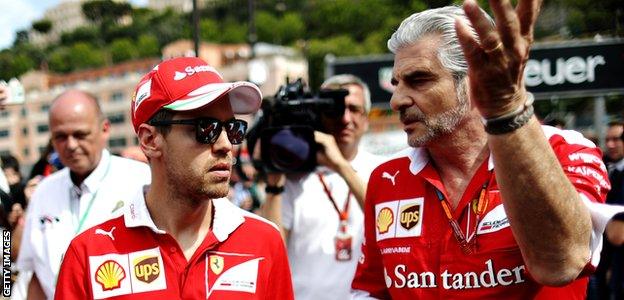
top-left (604, 121), bottom-right (624, 172)
top-left (591, 126), bottom-right (624, 300)
top-left (2, 155), bottom-right (27, 213)
top-left (261, 74), bottom-right (384, 300)
top-left (28, 141), bottom-right (64, 180)
top-left (15, 89), bottom-right (151, 299)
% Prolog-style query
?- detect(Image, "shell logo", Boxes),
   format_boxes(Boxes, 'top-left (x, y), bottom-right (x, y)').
top-left (376, 207), bottom-right (394, 234)
top-left (95, 260), bottom-right (126, 291)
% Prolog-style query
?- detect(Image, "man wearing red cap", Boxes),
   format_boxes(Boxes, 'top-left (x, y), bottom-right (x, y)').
top-left (54, 57), bottom-right (294, 299)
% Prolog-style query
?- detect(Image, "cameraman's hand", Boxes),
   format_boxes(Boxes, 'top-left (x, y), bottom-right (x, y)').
top-left (315, 131), bottom-right (349, 172)
top-left (314, 130), bottom-right (367, 210)
top-left (266, 172), bottom-right (286, 187)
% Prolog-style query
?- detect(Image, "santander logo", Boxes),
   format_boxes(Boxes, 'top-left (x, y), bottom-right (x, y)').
top-left (173, 65), bottom-right (220, 81)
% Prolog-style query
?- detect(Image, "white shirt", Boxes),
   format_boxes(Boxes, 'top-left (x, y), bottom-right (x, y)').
top-left (15, 150), bottom-right (151, 299)
top-left (282, 149), bottom-right (384, 300)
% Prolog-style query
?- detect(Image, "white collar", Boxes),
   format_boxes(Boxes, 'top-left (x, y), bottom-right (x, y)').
top-left (404, 147), bottom-right (495, 175)
top-left (124, 188), bottom-right (245, 242)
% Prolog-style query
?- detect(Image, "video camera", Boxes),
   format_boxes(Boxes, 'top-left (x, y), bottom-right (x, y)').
top-left (255, 78), bottom-right (348, 173)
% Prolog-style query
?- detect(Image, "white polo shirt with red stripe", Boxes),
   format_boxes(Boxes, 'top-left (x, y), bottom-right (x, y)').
top-left (55, 189), bottom-right (294, 300)
top-left (351, 126), bottom-right (610, 299)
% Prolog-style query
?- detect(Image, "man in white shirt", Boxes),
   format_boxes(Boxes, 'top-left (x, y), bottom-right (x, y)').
top-left (15, 90), bottom-right (151, 299)
top-left (263, 75), bottom-right (384, 300)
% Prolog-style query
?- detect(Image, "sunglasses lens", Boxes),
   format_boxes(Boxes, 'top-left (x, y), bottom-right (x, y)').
top-left (226, 120), bottom-right (247, 145)
top-left (195, 118), bottom-right (247, 145)
top-left (197, 119), bottom-right (220, 144)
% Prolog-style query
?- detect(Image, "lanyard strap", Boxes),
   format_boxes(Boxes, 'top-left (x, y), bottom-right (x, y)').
top-left (434, 173), bottom-right (492, 254)
top-left (317, 172), bottom-right (351, 221)
top-left (72, 159), bottom-right (112, 234)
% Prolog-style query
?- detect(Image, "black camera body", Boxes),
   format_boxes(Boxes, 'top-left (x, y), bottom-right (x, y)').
top-left (259, 79), bottom-right (348, 173)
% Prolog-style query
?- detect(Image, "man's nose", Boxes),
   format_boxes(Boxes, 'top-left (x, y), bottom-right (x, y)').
top-left (212, 128), bottom-right (233, 153)
top-left (390, 83), bottom-right (412, 112)
top-left (66, 136), bottom-right (79, 150)
top-left (341, 108), bottom-right (353, 124)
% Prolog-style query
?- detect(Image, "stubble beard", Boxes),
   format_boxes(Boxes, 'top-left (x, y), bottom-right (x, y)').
top-left (407, 92), bottom-right (469, 148)
top-left (165, 162), bottom-right (230, 204)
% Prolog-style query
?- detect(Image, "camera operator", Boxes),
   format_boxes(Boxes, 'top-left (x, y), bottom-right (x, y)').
top-left (261, 74), bottom-right (384, 300)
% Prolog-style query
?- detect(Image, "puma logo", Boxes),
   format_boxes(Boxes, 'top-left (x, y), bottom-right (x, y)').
top-left (382, 170), bottom-right (399, 186)
top-left (95, 227), bottom-right (116, 241)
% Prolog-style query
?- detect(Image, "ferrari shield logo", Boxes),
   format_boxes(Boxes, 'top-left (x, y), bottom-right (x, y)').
top-left (209, 255), bottom-right (224, 275)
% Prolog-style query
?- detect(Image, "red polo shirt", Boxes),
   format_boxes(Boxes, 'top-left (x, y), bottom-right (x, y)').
top-left (55, 192), bottom-right (294, 300)
top-left (352, 126), bottom-right (610, 299)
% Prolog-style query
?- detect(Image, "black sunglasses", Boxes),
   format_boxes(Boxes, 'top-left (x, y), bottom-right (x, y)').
top-left (149, 117), bottom-right (248, 145)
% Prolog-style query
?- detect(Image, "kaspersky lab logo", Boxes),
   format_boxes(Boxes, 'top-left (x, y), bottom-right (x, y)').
top-left (173, 65), bottom-right (220, 81)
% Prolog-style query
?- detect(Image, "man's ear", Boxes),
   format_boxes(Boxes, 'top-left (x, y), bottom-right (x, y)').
top-left (101, 119), bottom-right (111, 139)
top-left (137, 124), bottom-right (162, 160)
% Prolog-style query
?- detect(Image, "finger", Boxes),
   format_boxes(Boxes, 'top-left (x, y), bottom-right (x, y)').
top-left (516, 0), bottom-right (542, 40)
top-left (463, 0), bottom-right (500, 51)
top-left (313, 131), bottom-right (332, 145)
top-left (489, 0), bottom-right (521, 50)
top-left (455, 17), bottom-right (483, 66)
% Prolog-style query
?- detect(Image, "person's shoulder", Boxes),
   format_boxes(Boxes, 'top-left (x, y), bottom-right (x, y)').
top-left (541, 125), bottom-right (597, 149)
top-left (109, 155), bottom-right (150, 172)
top-left (240, 209), bottom-right (281, 234)
top-left (28, 168), bottom-right (70, 208)
top-left (69, 215), bottom-right (126, 250)
top-left (353, 149), bottom-right (388, 173)
top-left (371, 147), bottom-right (426, 175)
top-left (34, 168), bottom-right (69, 191)
top-left (108, 155), bottom-right (151, 184)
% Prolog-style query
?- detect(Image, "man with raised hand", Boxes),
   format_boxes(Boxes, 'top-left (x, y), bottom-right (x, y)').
top-left (351, 1), bottom-right (615, 298)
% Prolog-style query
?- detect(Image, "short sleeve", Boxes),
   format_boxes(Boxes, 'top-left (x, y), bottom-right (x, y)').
top-left (54, 242), bottom-right (90, 300)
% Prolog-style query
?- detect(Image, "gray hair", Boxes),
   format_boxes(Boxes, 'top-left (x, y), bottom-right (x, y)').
top-left (321, 74), bottom-right (372, 113)
top-left (387, 6), bottom-right (493, 81)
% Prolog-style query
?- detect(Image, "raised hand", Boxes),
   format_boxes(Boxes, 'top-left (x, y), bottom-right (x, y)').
top-left (455, 0), bottom-right (542, 119)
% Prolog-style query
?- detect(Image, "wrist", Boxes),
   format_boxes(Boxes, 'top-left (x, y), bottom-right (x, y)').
top-left (265, 185), bottom-right (285, 195)
top-left (482, 93), bottom-right (535, 135)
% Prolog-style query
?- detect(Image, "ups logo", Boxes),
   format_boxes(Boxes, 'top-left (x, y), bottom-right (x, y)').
top-left (134, 256), bottom-right (160, 283)
top-left (400, 204), bottom-right (420, 230)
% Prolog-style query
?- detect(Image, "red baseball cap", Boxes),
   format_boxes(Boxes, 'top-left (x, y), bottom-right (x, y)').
top-left (130, 57), bottom-right (262, 132)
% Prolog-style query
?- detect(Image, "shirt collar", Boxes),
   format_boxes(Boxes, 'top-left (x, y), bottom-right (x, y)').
top-left (124, 187), bottom-right (245, 242)
top-left (75, 149), bottom-right (111, 192)
top-left (405, 147), bottom-right (495, 174)
top-left (405, 147), bottom-right (429, 175)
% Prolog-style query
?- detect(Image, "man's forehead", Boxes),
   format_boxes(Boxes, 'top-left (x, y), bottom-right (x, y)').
top-left (392, 35), bottom-right (443, 75)
top-left (50, 120), bottom-right (94, 132)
